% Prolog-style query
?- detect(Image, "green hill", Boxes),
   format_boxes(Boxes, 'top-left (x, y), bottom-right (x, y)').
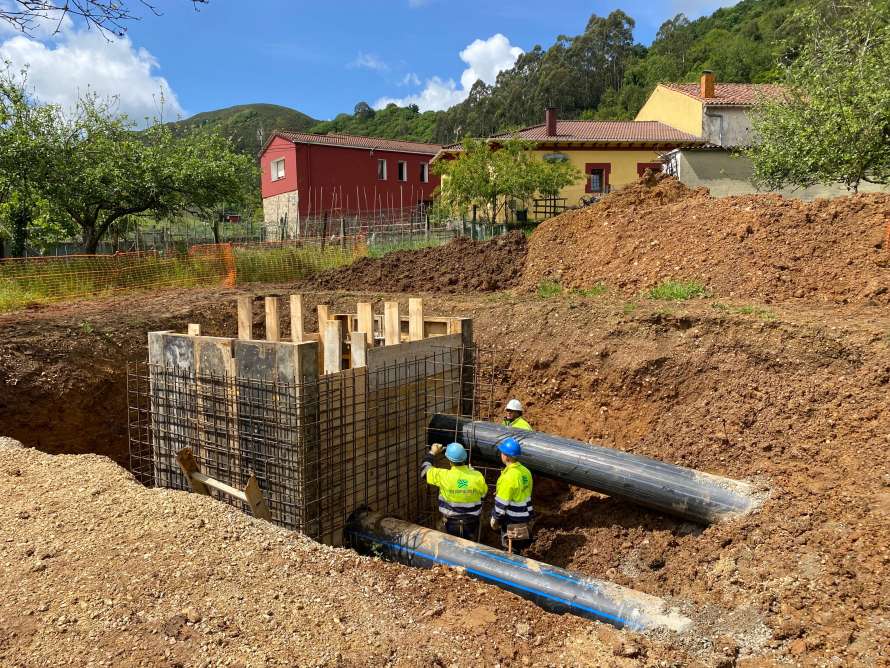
top-left (171, 103), bottom-right (318, 155)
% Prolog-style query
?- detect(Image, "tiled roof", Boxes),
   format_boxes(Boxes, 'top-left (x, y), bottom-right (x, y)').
top-left (440, 121), bottom-right (701, 151)
top-left (269, 131), bottom-right (441, 155)
top-left (661, 82), bottom-right (785, 106)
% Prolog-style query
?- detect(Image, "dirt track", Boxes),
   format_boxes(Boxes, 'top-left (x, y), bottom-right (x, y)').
top-left (1, 283), bottom-right (888, 666)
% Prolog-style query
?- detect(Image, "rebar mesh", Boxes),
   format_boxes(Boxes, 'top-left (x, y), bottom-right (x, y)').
top-left (127, 344), bottom-right (504, 545)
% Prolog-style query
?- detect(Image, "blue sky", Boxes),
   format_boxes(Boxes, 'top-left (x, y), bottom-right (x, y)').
top-left (0, 0), bottom-right (735, 121)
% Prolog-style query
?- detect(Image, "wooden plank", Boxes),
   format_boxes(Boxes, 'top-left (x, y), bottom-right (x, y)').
top-left (351, 331), bottom-right (368, 368)
top-left (357, 302), bottom-right (374, 346)
top-left (192, 470), bottom-right (248, 501)
top-left (317, 304), bottom-right (330, 330)
top-left (265, 296), bottom-right (280, 342)
top-left (323, 319), bottom-right (343, 374)
top-left (290, 294), bottom-right (304, 342)
top-left (176, 447), bottom-right (210, 496)
top-left (237, 296), bottom-right (252, 340)
top-left (187, 323), bottom-right (201, 336)
top-left (408, 298), bottom-right (424, 341)
top-left (384, 301), bottom-right (400, 346)
top-left (244, 475), bottom-right (273, 521)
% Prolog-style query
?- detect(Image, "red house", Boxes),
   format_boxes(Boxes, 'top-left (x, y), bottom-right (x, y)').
top-left (259, 131), bottom-right (442, 237)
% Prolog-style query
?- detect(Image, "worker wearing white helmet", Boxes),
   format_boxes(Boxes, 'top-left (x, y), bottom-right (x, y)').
top-left (503, 398), bottom-right (532, 431)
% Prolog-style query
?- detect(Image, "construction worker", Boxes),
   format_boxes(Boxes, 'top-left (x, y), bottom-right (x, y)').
top-left (421, 442), bottom-right (487, 539)
top-left (490, 437), bottom-right (534, 554)
top-left (503, 398), bottom-right (532, 431)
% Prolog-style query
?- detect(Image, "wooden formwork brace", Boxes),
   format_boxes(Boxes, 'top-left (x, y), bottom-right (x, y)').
top-left (176, 447), bottom-right (272, 522)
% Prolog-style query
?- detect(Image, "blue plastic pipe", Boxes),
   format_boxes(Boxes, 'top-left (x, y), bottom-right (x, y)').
top-left (347, 509), bottom-right (691, 632)
top-left (429, 415), bottom-right (756, 524)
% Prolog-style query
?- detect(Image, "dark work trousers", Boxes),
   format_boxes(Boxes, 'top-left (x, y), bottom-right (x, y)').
top-left (443, 516), bottom-right (480, 540)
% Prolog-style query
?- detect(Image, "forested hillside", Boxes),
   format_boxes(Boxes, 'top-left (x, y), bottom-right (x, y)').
top-left (170, 103), bottom-right (318, 155)
top-left (309, 102), bottom-right (441, 144)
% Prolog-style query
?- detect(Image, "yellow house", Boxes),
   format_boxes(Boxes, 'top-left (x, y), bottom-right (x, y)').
top-left (433, 107), bottom-right (702, 220)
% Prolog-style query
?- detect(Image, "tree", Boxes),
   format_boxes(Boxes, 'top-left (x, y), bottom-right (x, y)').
top-left (0, 71), bottom-right (257, 253)
top-left (747, 0), bottom-right (890, 192)
top-left (1, 1), bottom-right (207, 37)
top-left (353, 101), bottom-right (374, 120)
top-left (433, 137), bottom-right (581, 222)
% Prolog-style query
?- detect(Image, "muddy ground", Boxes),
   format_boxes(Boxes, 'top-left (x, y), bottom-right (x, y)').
top-left (1, 283), bottom-right (888, 666)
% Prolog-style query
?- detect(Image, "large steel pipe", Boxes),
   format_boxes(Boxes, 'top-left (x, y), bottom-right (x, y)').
top-left (429, 415), bottom-right (757, 524)
top-left (347, 509), bottom-right (691, 632)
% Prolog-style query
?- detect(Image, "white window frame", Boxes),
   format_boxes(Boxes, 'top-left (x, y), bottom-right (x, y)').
top-left (377, 158), bottom-right (387, 181)
top-left (397, 160), bottom-right (408, 182)
top-left (419, 162), bottom-right (429, 183)
top-left (270, 157), bottom-right (285, 181)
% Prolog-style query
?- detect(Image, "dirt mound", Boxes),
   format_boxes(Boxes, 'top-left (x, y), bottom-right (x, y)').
top-left (523, 174), bottom-right (890, 305)
top-left (0, 444), bottom-right (665, 666)
top-left (307, 231), bottom-right (527, 293)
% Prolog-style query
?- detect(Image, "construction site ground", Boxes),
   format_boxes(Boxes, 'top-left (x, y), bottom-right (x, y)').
top-left (1, 180), bottom-right (888, 666)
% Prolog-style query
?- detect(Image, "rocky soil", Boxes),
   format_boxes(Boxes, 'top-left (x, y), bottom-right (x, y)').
top-left (305, 231), bottom-right (527, 293)
top-left (522, 174), bottom-right (889, 306)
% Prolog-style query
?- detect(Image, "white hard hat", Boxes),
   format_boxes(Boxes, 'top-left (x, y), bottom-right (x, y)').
top-left (506, 399), bottom-right (523, 412)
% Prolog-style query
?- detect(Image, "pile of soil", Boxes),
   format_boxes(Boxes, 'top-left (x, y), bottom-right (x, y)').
top-left (306, 231), bottom-right (528, 293)
top-left (0, 440), bottom-right (673, 666)
top-left (523, 174), bottom-right (890, 305)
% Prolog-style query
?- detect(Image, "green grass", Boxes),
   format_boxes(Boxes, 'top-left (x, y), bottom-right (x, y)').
top-left (366, 237), bottom-right (445, 258)
top-left (646, 280), bottom-right (709, 301)
top-left (0, 242), bottom-right (362, 313)
top-left (572, 282), bottom-right (608, 298)
top-left (622, 301), bottom-right (638, 314)
top-left (537, 279), bottom-right (563, 298)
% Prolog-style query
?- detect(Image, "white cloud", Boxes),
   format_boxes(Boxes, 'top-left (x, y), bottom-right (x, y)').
top-left (0, 23), bottom-right (182, 121)
top-left (375, 33), bottom-right (523, 111)
top-left (349, 51), bottom-right (389, 71)
top-left (399, 72), bottom-right (421, 87)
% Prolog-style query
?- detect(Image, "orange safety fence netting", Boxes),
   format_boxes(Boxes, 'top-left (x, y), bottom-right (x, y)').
top-left (0, 237), bottom-right (366, 311)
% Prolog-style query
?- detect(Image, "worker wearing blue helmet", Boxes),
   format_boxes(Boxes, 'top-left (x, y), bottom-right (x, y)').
top-left (490, 437), bottom-right (535, 553)
top-left (421, 441), bottom-right (488, 539)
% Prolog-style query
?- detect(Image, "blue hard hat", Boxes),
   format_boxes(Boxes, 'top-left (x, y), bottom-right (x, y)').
top-left (498, 437), bottom-right (521, 458)
top-left (445, 442), bottom-right (467, 463)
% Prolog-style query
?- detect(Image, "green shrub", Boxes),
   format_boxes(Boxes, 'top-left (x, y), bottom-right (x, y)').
top-left (537, 279), bottom-right (563, 298)
top-left (646, 280), bottom-right (709, 301)
top-left (572, 282), bottom-right (607, 298)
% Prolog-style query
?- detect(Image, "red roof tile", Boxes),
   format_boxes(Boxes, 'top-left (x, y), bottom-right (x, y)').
top-left (441, 121), bottom-right (701, 151)
top-left (270, 131), bottom-right (441, 155)
top-left (661, 82), bottom-right (784, 106)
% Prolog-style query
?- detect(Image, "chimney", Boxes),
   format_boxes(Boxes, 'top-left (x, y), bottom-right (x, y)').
top-left (700, 70), bottom-right (715, 98)
top-left (545, 107), bottom-right (557, 137)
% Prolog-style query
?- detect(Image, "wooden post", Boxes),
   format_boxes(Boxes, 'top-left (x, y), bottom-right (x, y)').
top-left (187, 323), bottom-right (201, 336)
top-left (265, 296), bottom-right (280, 342)
top-left (357, 302), bottom-right (374, 346)
top-left (323, 319), bottom-right (343, 374)
top-left (351, 331), bottom-right (368, 368)
top-left (317, 304), bottom-right (330, 332)
top-left (384, 301), bottom-right (400, 346)
top-left (290, 294), bottom-right (304, 342)
top-left (408, 298), bottom-right (424, 341)
top-left (237, 296), bottom-right (252, 340)
top-left (176, 447), bottom-right (210, 496)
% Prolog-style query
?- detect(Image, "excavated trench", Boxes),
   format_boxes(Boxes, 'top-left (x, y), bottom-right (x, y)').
top-left (1, 291), bottom-right (888, 663)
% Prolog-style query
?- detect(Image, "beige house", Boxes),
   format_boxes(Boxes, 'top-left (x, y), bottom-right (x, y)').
top-left (637, 71), bottom-right (888, 199)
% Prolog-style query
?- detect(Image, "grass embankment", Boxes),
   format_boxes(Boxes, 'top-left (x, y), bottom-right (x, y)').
top-left (0, 244), bottom-right (358, 313)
